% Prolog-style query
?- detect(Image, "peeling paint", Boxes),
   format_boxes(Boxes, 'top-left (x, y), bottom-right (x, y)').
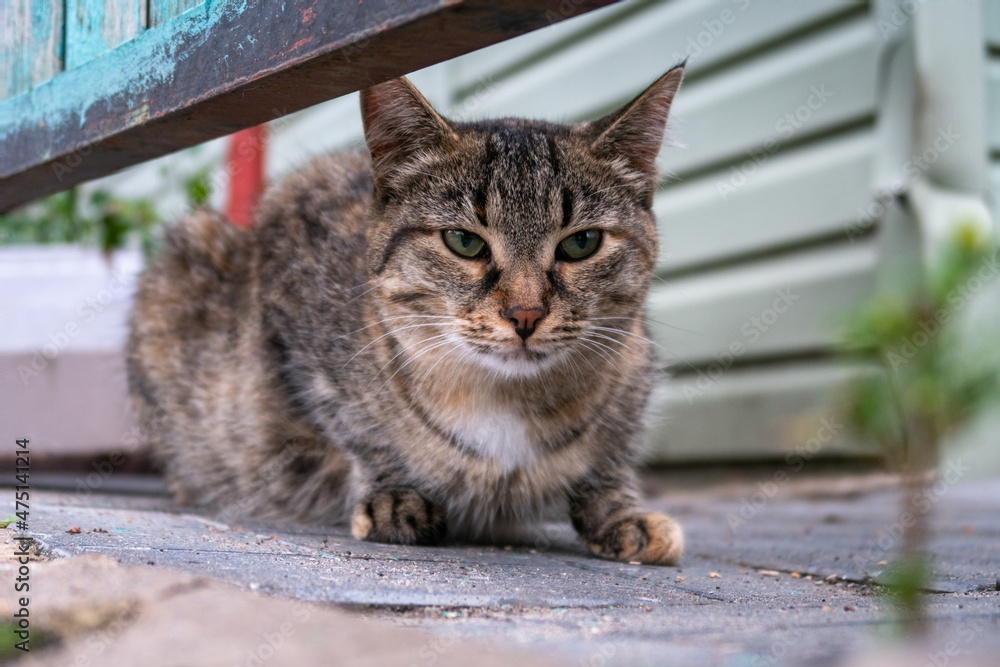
top-left (1, 0), bottom-right (615, 211)
top-left (65, 0), bottom-right (147, 71)
top-left (2, 0), bottom-right (62, 100)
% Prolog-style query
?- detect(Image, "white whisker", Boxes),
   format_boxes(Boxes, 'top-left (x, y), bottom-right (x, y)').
top-left (340, 322), bottom-right (450, 369)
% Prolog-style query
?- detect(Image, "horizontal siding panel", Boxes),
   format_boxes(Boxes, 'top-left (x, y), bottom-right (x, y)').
top-left (449, 1), bottom-right (636, 94)
top-left (0, 351), bottom-right (136, 457)
top-left (647, 240), bottom-right (879, 365)
top-left (2, 0), bottom-right (63, 100)
top-left (641, 360), bottom-right (885, 463)
top-left (452, 1), bottom-right (870, 126)
top-left (655, 130), bottom-right (875, 272)
top-left (667, 17), bottom-right (879, 175)
top-left (267, 67), bottom-right (450, 177)
top-left (991, 161), bottom-right (1000, 225)
top-left (987, 59), bottom-right (1000, 152)
top-left (986, 0), bottom-right (1000, 48)
top-left (268, 93), bottom-right (366, 177)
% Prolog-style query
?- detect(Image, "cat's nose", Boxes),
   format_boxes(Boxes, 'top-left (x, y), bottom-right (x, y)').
top-left (501, 306), bottom-right (547, 341)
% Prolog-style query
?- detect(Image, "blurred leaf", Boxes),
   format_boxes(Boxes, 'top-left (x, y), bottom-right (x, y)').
top-left (184, 167), bottom-right (213, 207)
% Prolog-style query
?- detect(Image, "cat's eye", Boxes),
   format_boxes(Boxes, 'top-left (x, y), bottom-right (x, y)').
top-left (443, 230), bottom-right (487, 259)
top-left (557, 230), bottom-right (602, 261)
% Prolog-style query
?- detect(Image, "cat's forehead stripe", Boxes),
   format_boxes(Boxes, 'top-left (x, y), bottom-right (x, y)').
top-left (473, 124), bottom-right (560, 243)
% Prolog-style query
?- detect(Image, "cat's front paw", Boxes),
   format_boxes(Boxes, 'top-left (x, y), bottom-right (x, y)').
top-left (588, 512), bottom-right (683, 565)
top-left (351, 488), bottom-right (446, 546)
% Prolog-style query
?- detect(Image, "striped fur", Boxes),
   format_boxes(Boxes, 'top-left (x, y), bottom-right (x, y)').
top-left (127, 67), bottom-right (685, 564)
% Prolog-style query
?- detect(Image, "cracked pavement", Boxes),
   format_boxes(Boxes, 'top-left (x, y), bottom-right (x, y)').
top-left (4, 468), bottom-right (999, 665)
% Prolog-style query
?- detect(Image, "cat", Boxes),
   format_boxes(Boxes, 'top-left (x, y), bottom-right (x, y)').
top-left (126, 64), bottom-right (685, 565)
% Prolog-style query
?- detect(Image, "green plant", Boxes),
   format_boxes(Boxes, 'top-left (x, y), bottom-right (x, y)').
top-left (0, 165), bottom-right (213, 258)
top-left (839, 222), bottom-right (1000, 635)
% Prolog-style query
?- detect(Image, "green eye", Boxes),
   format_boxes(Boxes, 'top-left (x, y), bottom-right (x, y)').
top-left (557, 229), bottom-right (602, 261)
top-left (443, 230), bottom-right (487, 258)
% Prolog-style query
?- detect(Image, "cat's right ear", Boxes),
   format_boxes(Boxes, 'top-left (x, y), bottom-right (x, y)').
top-left (360, 78), bottom-right (457, 173)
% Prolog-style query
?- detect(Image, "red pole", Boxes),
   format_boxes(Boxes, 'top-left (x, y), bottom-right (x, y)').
top-left (225, 125), bottom-right (267, 228)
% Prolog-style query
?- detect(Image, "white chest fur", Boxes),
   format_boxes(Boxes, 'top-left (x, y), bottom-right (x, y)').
top-left (445, 409), bottom-right (537, 473)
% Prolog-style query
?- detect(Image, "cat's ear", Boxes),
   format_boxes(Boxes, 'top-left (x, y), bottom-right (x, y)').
top-left (587, 64), bottom-right (684, 177)
top-left (360, 77), bottom-right (456, 170)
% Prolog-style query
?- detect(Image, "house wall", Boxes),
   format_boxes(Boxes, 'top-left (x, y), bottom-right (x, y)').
top-left (12, 0), bottom-right (966, 464)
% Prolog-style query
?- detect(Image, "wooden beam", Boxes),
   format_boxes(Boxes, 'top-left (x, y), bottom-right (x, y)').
top-left (0, 0), bottom-right (615, 212)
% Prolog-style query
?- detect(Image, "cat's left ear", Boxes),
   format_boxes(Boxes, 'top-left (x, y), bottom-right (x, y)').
top-left (587, 64), bottom-right (685, 178)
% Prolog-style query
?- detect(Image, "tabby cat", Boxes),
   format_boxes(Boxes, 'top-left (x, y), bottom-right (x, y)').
top-left (127, 65), bottom-right (685, 564)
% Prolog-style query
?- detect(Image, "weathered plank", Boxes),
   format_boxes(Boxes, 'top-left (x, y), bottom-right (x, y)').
top-left (0, 0), bottom-right (615, 212)
top-left (65, 0), bottom-right (147, 70)
top-left (149, 0), bottom-right (205, 28)
top-left (1, 0), bottom-right (64, 100)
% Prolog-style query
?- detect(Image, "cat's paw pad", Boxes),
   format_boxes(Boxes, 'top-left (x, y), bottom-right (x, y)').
top-left (351, 488), bottom-right (446, 546)
top-left (588, 512), bottom-right (683, 565)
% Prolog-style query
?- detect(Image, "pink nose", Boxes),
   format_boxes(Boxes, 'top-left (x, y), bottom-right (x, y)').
top-left (501, 306), bottom-right (547, 341)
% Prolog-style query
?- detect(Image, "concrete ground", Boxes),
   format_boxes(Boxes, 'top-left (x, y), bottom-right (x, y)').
top-left (3, 465), bottom-right (999, 666)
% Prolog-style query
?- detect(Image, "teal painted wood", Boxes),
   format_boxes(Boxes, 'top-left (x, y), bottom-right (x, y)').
top-left (1, 0), bottom-right (63, 100)
top-left (64, 0), bottom-right (147, 71)
top-left (149, 0), bottom-right (205, 28)
top-left (0, 0), bottom-right (617, 211)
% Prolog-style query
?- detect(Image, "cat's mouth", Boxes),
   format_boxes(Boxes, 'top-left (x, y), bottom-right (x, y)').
top-left (463, 341), bottom-right (563, 377)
